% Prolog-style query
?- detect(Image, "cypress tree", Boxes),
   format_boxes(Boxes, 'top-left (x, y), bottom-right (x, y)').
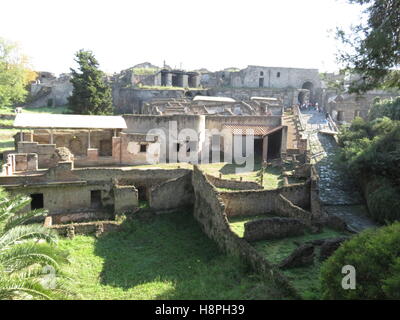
top-left (68, 49), bottom-right (114, 115)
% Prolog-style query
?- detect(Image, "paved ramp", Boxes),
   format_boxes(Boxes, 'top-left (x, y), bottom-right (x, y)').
top-left (300, 110), bottom-right (377, 232)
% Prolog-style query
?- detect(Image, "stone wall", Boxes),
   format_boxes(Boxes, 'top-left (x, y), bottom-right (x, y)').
top-left (244, 217), bottom-right (309, 241)
top-left (205, 174), bottom-right (263, 190)
top-left (275, 194), bottom-right (313, 223)
top-left (113, 185), bottom-right (139, 213)
top-left (5, 181), bottom-right (113, 215)
top-left (49, 220), bottom-right (120, 237)
top-left (209, 88), bottom-right (300, 107)
top-left (149, 172), bottom-right (194, 211)
top-left (0, 164), bottom-right (191, 217)
top-left (219, 182), bottom-right (310, 217)
top-left (325, 91), bottom-right (398, 123)
top-left (49, 211), bottom-right (114, 224)
top-left (112, 88), bottom-right (208, 114)
top-left (192, 166), bottom-right (298, 297)
top-left (27, 76), bottom-right (72, 108)
top-left (17, 142), bottom-right (58, 169)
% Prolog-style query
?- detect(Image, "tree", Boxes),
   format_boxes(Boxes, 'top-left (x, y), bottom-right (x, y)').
top-left (0, 189), bottom-right (69, 299)
top-left (0, 38), bottom-right (36, 108)
top-left (337, 0), bottom-right (400, 93)
top-left (68, 50), bottom-right (114, 115)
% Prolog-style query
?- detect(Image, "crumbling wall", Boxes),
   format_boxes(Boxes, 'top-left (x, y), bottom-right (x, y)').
top-left (219, 182), bottom-right (310, 217)
top-left (275, 194), bottom-right (312, 223)
top-left (244, 217), bottom-right (309, 241)
top-left (192, 165), bottom-right (298, 297)
top-left (205, 174), bottom-right (263, 190)
top-left (49, 220), bottom-right (119, 237)
top-left (208, 88), bottom-right (299, 107)
top-left (149, 172), bottom-right (194, 211)
top-left (113, 185), bottom-right (139, 213)
top-left (17, 142), bottom-right (58, 168)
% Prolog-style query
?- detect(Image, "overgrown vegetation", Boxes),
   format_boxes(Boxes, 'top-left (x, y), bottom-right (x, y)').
top-left (320, 222), bottom-right (400, 299)
top-left (58, 212), bottom-right (284, 300)
top-left (253, 228), bottom-right (350, 299)
top-left (338, 97), bottom-right (400, 223)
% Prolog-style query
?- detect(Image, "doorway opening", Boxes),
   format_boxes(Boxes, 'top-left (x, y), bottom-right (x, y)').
top-left (90, 190), bottom-right (102, 209)
top-left (267, 129), bottom-right (282, 160)
top-left (31, 193), bottom-right (44, 210)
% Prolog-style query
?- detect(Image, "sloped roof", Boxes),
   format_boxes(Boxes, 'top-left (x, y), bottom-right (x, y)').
top-left (13, 113), bottom-right (127, 129)
top-left (223, 124), bottom-right (284, 136)
top-left (193, 96), bottom-right (236, 103)
top-left (250, 97), bottom-right (279, 102)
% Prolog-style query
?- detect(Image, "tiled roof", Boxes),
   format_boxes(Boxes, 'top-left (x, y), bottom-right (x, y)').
top-left (223, 124), bottom-right (284, 136)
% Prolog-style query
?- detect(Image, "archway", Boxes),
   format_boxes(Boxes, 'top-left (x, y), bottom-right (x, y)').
top-left (300, 81), bottom-right (314, 103)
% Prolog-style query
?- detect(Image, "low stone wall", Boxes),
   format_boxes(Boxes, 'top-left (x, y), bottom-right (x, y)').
top-left (205, 174), bottom-right (263, 190)
top-left (244, 217), bottom-right (308, 242)
top-left (49, 220), bottom-right (120, 237)
top-left (149, 172), bottom-right (194, 211)
top-left (192, 166), bottom-right (298, 297)
top-left (219, 182), bottom-right (310, 217)
top-left (50, 210), bottom-right (114, 224)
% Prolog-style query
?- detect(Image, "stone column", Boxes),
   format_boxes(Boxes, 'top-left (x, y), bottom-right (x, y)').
top-left (181, 74), bottom-right (189, 88)
top-left (280, 126), bottom-right (288, 157)
top-left (112, 136), bottom-right (121, 163)
top-left (166, 73), bottom-right (172, 86)
top-left (262, 136), bottom-right (268, 162)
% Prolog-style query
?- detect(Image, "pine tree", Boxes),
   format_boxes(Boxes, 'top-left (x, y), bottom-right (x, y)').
top-left (68, 50), bottom-right (114, 115)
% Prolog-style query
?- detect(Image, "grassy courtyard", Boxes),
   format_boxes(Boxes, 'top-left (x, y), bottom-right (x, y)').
top-left (0, 129), bottom-right (19, 153)
top-left (58, 212), bottom-right (285, 300)
top-left (135, 161), bottom-right (285, 190)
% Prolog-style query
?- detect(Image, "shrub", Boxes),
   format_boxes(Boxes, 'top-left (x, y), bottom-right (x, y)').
top-left (368, 96), bottom-right (400, 121)
top-left (365, 177), bottom-right (400, 223)
top-left (320, 222), bottom-right (400, 299)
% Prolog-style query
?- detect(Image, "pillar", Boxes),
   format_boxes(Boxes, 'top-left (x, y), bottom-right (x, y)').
top-left (181, 74), bottom-right (189, 88)
top-left (280, 126), bottom-right (288, 157)
top-left (166, 73), bottom-right (172, 86)
top-left (262, 135), bottom-right (268, 162)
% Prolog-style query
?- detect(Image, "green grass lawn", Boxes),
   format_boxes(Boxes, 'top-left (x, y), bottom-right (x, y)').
top-left (0, 106), bottom-right (14, 114)
top-left (0, 129), bottom-right (19, 153)
top-left (199, 162), bottom-right (284, 190)
top-left (0, 119), bottom-right (14, 127)
top-left (22, 106), bottom-right (69, 114)
top-left (0, 105), bottom-right (69, 115)
top-left (252, 228), bottom-right (351, 299)
top-left (133, 162), bottom-right (283, 190)
top-left (58, 212), bottom-right (285, 300)
top-left (228, 214), bottom-right (278, 237)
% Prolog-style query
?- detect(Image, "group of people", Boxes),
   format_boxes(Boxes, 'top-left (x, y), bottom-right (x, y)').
top-left (299, 102), bottom-right (320, 112)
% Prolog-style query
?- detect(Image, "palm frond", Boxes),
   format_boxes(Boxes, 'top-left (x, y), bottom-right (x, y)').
top-left (4, 209), bottom-right (48, 232)
top-left (0, 224), bottom-right (59, 250)
top-left (0, 276), bottom-right (54, 300)
top-left (0, 196), bottom-right (32, 225)
top-left (0, 242), bottom-right (69, 274)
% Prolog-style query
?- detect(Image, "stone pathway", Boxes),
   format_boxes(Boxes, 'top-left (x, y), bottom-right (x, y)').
top-left (300, 110), bottom-right (376, 232)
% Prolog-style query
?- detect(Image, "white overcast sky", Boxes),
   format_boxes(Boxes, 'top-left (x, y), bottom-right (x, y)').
top-left (1, 0), bottom-right (365, 75)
